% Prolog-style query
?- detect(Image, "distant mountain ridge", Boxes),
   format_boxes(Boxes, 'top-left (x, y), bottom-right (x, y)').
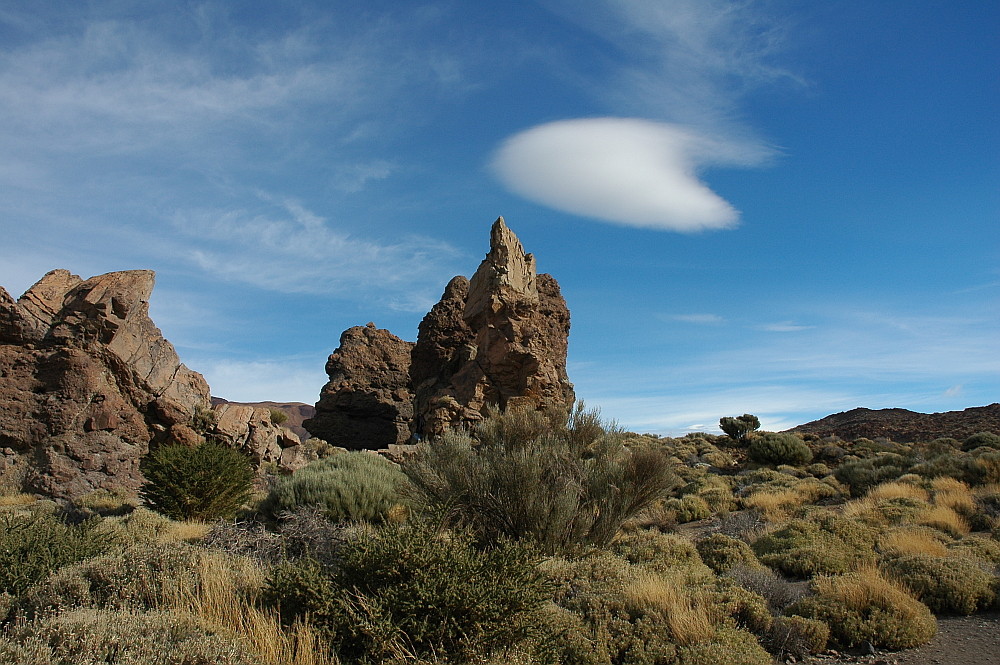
top-left (789, 404), bottom-right (1000, 443)
top-left (210, 398), bottom-right (315, 442)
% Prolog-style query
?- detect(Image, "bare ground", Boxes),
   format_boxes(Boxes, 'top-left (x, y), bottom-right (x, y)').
top-left (798, 612), bottom-right (1000, 665)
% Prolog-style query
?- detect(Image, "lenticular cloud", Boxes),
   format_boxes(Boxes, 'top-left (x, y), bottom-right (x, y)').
top-left (492, 118), bottom-right (749, 232)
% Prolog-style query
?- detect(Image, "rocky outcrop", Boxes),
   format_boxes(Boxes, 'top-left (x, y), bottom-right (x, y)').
top-left (410, 217), bottom-right (575, 437)
top-left (0, 270), bottom-right (211, 499)
top-left (211, 398), bottom-right (315, 442)
top-left (304, 324), bottom-right (415, 450)
top-left (308, 217), bottom-right (575, 449)
top-left (208, 403), bottom-right (304, 470)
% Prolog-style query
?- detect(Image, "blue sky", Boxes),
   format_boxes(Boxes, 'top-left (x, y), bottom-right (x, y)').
top-left (0, 0), bottom-right (996, 435)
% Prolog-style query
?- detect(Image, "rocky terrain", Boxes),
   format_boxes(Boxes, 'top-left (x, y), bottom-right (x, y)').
top-left (0, 270), bottom-right (310, 501)
top-left (306, 217), bottom-right (575, 449)
top-left (211, 397), bottom-right (315, 442)
top-left (790, 404), bottom-right (1000, 442)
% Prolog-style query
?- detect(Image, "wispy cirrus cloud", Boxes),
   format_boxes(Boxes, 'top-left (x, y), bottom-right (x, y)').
top-left (670, 313), bottom-right (727, 325)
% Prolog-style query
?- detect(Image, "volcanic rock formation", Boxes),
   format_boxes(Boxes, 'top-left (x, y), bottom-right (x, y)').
top-left (308, 217), bottom-right (575, 449)
top-left (304, 323), bottom-right (415, 450)
top-left (0, 270), bottom-right (211, 499)
top-left (790, 404), bottom-right (1000, 443)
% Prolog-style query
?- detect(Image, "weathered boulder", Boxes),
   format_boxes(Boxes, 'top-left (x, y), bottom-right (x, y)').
top-left (209, 402), bottom-right (301, 467)
top-left (410, 217), bottom-right (575, 437)
top-left (0, 270), bottom-right (211, 500)
top-left (304, 323), bottom-right (415, 450)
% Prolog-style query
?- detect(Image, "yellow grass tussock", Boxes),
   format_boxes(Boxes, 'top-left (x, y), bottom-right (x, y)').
top-left (917, 505), bottom-right (971, 538)
top-left (867, 481), bottom-right (929, 503)
top-left (624, 572), bottom-right (717, 646)
top-left (877, 528), bottom-right (951, 558)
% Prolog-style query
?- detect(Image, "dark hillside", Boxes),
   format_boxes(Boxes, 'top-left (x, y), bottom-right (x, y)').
top-left (789, 403), bottom-right (1000, 442)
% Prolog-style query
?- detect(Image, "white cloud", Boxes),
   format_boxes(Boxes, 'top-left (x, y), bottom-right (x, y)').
top-left (492, 118), bottom-right (767, 231)
top-left (172, 196), bottom-right (463, 308)
top-left (757, 321), bottom-right (814, 332)
top-left (672, 313), bottom-right (726, 325)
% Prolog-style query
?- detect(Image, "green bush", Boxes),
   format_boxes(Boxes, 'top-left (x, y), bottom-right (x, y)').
top-left (748, 433), bottom-right (813, 467)
top-left (788, 569), bottom-right (936, 649)
top-left (834, 453), bottom-right (910, 495)
top-left (719, 414), bottom-right (760, 445)
top-left (139, 441), bottom-right (253, 521)
top-left (268, 408), bottom-right (289, 425)
top-left (697, 534), bottom-right (760, 574)
top-left (665, 495), bottom-right (712, 523)
top-left (752, 514), bottom-right (876, 578)
top-left (264, 522), bottom-right (552, 663)
top-left (0, 511), bottom-right (111, 596)
top-left (402, 404), bottom-right (678, 553)
top-left (764, 615), bottom-right (829, 659)
top-left (0, 608), bottom-right (254, 665)
top-left (610, 530), bottom-right (713, 582)
top-left (882, 554), bottom-right (996, 614)
top-left (676, 625), bottom-right (772, 665)
top-left (963, 431), bottom-right (1000, 451)
top-left (261, 452), bottom-right (408, 523)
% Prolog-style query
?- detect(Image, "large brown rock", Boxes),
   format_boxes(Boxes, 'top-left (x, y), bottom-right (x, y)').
top-left (410, 217), bottom-right (575, 437)
top-left (0, 270), bottom-right (211, 499)
top-left (304, 323), bottom-right (415, 450)
top-left (308, 217), bottom-right (575, 447)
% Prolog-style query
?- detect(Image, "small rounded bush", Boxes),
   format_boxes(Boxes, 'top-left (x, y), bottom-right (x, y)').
top-left (696, 534), bottom-right (760, 574)
top-left (665, 495), bottom-right (712, 523)
top-left (611, 530), bottom-right (714, 582)
top-left (140, 441), bottom-right (254, 521)
top-left (261, 451), bottom-right (408, 523)
top-left (765, 615), bottom-right (829, 658)
top-left (677, 625), bottom-right (772, 665)
top-left (963, 431), bottom-right (1000, 452)
top-left (882, 554), bottom-right (996, 615)
top-left (749, 433), bottom-right (813, 467)
top-left (835, 454), bottom-right (910, 495)
top-left (752, 515), bottom-right (876, 578)
top-left (789, 569), bottom-right (937, 649)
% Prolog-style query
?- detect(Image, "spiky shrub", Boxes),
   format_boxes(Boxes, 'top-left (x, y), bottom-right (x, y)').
top-left (0, 511), bottom-right (111, 596)
top-left (402, 404), bottom-right (678, 553)
top-left (264, 522), bottom-right (552, 663)
top-left (697, 534), bottom-right (761, 574)
top-left (748, 433), bottom-right (813, 466)
top-left (260, 452), bottom-right (408, 524)
top-left (788, 567), bottom-right (937, 649)
top-left (752, 513), bottom-right (877, 578)
top-left (881, 554), bottom-right (996, 614)
top-left (139, 441), bottom-right (253, 521)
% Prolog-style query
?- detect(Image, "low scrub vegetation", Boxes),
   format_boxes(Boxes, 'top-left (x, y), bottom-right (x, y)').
top-left (2, 410), bottom-right (999, 663)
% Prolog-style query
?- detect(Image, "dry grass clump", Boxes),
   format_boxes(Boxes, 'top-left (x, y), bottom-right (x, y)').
top-left (623, 573), bottom-right (716, 646)
top-left (877, 527), bottom-right (952, 558)
top-left (788, 566), bottom-right (936, 649)
top-left (867, 480), bottom-right (930, 503)
top-left (917, 505), bottom-right (971, 538)
top-left (930, 477), bottom-right (977, 517)
top-left (0, 493), bottom-right (38, 508)
top-left (742, 478), bottom-right (840, 521)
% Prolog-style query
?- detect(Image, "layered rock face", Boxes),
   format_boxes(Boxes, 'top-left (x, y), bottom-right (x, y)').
top-left (0, 270), bottom-right (211, 499)
top-left (410, 217), bottom-right (575, 437)
top-left (310, 217), bottom-right (575, 448)
top-left (304, 323), bottom-right (415, 450)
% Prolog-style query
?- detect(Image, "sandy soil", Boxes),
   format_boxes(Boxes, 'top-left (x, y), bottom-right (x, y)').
top-left (799, 612), bottom-right (1000, 665)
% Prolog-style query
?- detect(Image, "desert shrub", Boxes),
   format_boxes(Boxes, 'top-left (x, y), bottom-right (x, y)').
top-left (707, 578), bottom-right (773, 636)
top-left (752, 514), bottom-right (876, 578)
top-left (675, 624), bottom-right (772, 665)
top-left (0, 608), bottom-right (255, 665)
top-left (698, 486), bottom-right (736, 512)
top-left (950, 534), bottom-right (1000, 565)
top-left (260, 452), bottom-right (408, 524)
top-left (70, 488), bottom-right (137, 517)
top-left (268, 408), bottom-right (289, 425)
top-left (696, 534), bottom-right (760, 574)
top-left (764, 615), bottom-right (829, 659)
top-left (748, 433), bottom-right (813, 466)
top-left (788, 567), bottom-right (937, 649)
top-left (963, 431), bottom-right (1000, 452)
top-left (265, 522), bottom-right (551, 663)
top-left (835, 453), bottom-right (910, 495)
top-left (882, 554), bottom-right (996, 614)
top-left (140, 441), bottom-right (253, 521)
top-left (715, 510), bottom-right (768, 542)
top-left (201, 518), bottom-right (286, 564)
top-left (665, 495), bottom-right (712, 523)
top-left (805, 462), bottom-right (831, 477)
top-left (0, 511), bottom-right (111, 596)
top-left (719, 414), bottom-right (760, 444)
top-left (611, 530), bottom-right (714, 583)
top-left (724, 565), bottom-right (805, 613)
top-left (402, 404), bottom-right (678, 553)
